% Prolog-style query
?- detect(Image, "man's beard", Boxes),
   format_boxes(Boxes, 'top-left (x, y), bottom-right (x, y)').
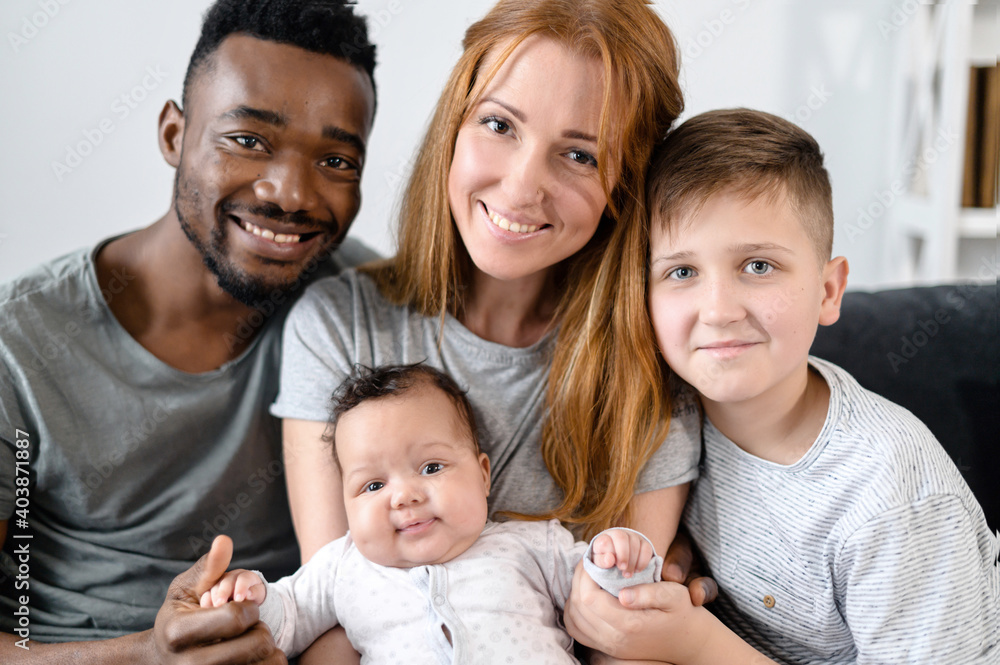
top-left (173, 171), bottom-right (336, 307)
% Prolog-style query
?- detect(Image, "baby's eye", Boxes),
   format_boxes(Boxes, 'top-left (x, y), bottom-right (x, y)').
top-left (364, 481), bottom-right (384, 493)
top-left (421, 463), bottom-right (444, 475)
top-left (667, 266), bottom-right (696, 280)
top-left (744, 260), bottom-right (773, 276)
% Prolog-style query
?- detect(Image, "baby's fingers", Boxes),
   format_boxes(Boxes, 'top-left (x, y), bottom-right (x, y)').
top-left (234, 571), bottom-right (264, 603)
top-left (210, 572), bottom-right (238, 608)
top-left (591, 534), bottom-right (618, 569)
top-left (634, 538), bottom-right (653, 573)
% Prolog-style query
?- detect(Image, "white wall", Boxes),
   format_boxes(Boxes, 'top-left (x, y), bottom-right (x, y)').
top-left (2, 0), bottom-right (915, 288)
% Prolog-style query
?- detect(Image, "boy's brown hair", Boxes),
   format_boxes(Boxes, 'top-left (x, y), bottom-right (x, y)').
top-left (647, 108), bottom-right (834, 261)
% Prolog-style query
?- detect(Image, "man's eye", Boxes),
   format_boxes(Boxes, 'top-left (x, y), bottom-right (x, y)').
top-left (233, 136), bottom-right (262, 150)
top-left (422, 463), bottom-right (443, 475)
top-left (364, 481), bottom-right (384, 493)
top-left (325, 156), bottom-right (356, 171)
top-left (745, 260), bottom-right (773, 276)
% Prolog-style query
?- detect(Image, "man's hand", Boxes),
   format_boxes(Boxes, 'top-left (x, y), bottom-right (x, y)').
top-left (661, 529), bottom-right (717, 606)
top-left (152, 535), bottom-right (286, 664)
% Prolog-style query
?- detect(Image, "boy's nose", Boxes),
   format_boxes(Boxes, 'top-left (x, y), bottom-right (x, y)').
top-left (699, 280), bottom-right (746, 327)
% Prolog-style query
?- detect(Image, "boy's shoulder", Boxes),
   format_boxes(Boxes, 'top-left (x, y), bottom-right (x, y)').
top-left (810, 356), bottom-right (980, 519)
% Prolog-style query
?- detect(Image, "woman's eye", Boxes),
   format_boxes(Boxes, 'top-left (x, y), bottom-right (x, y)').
top-left (422, 463), bottom-right (443, 475)
top-left (364, 481), bottom-right (384, 493)
top-left (745, 260), bottom-right (773, 276)
top-left (567, 150), bottom-right (598, 168)
top-left (481, 116), bottom-right (510, 134)
top-left (667, 266), bottom-right (695, 280)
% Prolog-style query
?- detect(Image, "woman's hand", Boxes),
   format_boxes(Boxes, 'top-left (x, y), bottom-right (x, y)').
top-left (565, 560), bottom-right (708, 663)
top-left (566, 561), bottom-right (777, 665)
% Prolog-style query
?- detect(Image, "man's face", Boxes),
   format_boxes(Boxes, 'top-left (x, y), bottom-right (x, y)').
top-left (172, 35), bottom-right (375, 305)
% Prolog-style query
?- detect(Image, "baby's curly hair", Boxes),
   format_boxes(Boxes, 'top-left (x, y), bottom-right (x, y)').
top-left (324, 363), bottom-right (481, 463)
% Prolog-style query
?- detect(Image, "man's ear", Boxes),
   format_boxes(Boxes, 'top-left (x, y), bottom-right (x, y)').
top-left (819, 256), bottom-right (849, 327)
top-left (158, 100), bottom-right (184, 168)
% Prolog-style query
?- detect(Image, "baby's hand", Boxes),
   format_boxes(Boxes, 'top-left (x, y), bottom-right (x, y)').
top-left (199, 569), bottom-right (266, 608)
top-left (590, 530), bottom-right (653, 578)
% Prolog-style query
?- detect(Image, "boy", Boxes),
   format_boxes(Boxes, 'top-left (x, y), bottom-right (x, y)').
top-left (651, 109), bottom-right (999, 663)
top-left (204, 363), bottom-right (663, 663)
top-left (567, 109), bottom-right (999, 664)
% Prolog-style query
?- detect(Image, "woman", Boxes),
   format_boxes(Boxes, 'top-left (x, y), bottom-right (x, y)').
top-left (273, 0), bottom-right (696, 660)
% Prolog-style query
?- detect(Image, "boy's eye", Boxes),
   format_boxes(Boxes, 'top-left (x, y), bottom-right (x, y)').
top-left (744, 260), bottom-right (773, 276)
top-left (421, 463), bottom-right (444, 475)
top-left (364, 481), bottom-right (384, 493)
top-left (667, 266), bottom-right (696, 280)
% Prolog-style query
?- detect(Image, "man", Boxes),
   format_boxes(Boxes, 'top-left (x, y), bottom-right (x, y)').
top-left (0, 0), bottom-right (376, 662)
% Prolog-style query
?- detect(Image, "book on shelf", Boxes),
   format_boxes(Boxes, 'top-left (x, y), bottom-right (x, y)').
top-left (961, 64), bottom-right (1000, 209)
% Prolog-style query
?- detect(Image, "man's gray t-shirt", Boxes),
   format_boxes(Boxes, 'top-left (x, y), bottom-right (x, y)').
top-left (0, 236), bottom-right (376, 642)
top-left (272, 270), bottom-right (700, 518)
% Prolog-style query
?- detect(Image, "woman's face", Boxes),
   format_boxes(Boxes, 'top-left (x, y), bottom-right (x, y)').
top-left (448, 35), bottom-right (612, 286)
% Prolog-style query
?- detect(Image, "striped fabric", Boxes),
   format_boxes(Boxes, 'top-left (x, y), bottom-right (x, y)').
top-left (684, 357), bottom-right (1000, 664)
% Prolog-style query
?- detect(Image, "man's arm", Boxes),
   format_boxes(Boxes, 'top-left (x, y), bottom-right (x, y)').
top-left (0, 535), bottom-right (286, 664)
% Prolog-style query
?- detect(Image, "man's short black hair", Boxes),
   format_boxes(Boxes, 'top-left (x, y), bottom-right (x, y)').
top-left (325, 363), bottom-right (482, 461)
top-left (182, 0), bottom-right (377, 110)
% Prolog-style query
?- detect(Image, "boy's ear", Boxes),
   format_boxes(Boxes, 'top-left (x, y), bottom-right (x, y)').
top-left (478, 452), bottom-right (491, 496)
top-left (158, 100), bottom-right (185, 168)
top-left (818, 256), bottom-right (849, 326)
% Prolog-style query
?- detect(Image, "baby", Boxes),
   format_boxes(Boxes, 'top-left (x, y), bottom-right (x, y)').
top-left (203, 363), bottom-right (662, 663)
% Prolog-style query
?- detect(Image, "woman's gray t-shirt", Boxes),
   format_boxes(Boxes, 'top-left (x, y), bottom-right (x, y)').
top-left (272, 269), bottom-right (700, 518)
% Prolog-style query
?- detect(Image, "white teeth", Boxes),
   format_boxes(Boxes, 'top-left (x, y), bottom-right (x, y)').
top-left (240, 220), bottom-right (302, 244)
top-left (487, 209), bottom-right (540, 234)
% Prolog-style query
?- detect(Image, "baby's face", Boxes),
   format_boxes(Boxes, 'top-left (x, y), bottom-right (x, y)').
top-left (336, 382), bottom-right (491, 568)
top-left (647, 189), bottom-right (844, 410)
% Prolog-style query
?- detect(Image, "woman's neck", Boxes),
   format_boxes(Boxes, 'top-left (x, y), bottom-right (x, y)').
top-left (459, 268), bottom-right (558, 348)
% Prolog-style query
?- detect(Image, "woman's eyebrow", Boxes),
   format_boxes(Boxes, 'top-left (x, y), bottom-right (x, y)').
top-left (479, 96), bottom-right (597, 143)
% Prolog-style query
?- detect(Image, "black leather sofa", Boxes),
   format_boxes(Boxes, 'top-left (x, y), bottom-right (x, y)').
top-left (811, 282), bottom-right (998, 531)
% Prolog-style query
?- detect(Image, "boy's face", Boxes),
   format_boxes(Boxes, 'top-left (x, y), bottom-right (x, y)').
top-left (647, 190), bottom-right (847, 410)
top-left (336, 382), bottom-right (491, 568)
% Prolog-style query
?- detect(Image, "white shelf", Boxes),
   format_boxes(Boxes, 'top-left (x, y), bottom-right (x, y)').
top-left (959, 207), bottom-right (998, 239)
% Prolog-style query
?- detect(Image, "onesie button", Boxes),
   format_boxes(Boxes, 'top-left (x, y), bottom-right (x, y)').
top-left (762, 595), bottom-right (775, 609)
